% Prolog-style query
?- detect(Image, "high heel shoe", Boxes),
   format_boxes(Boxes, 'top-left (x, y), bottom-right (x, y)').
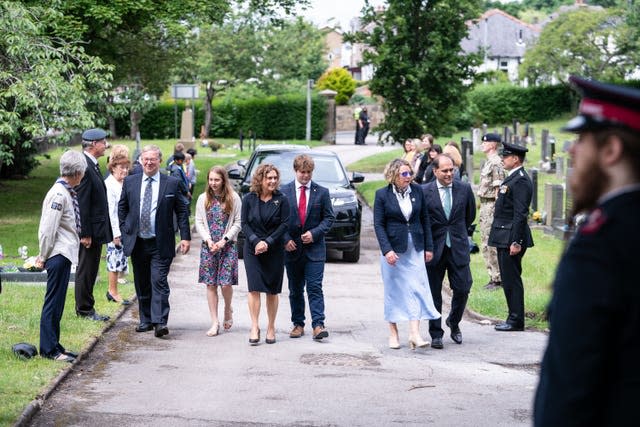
top-left (249, 328), bottom-right (260, 345)
top-left (106, 291), bottom-right (131, 306)
top-left (206, 322), bottom-right (220, 337)
top-left (265, 329), bottom-right (276, 344)
top-left (408, 335), bottom-right (430, 350)
top-left (388, 336), bottom-right (400, 349)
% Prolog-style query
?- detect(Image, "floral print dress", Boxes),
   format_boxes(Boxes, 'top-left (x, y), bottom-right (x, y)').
top-left (198, 197), bottom-right (238, 286)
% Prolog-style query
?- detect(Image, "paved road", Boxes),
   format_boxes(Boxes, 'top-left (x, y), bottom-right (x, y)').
top-left (27, 134), bottom-right (547, 427)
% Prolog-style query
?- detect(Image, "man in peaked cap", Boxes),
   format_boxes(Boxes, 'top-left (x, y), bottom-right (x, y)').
top-left (488, 140), bottom-right (534, 332)
top-left (74, 128), bottom-right (112, 322)
top-left (477, 133), bottom-right (505, 290)
top-left (534, 77), bottom-right (640, 426)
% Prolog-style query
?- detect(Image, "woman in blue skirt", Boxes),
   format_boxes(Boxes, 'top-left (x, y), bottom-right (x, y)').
top-left (374, 158), bottom-right (440, 350)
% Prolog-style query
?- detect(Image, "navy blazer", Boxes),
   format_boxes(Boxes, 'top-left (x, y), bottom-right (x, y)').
top-left (76, 153), bottom-right (112, 244)
top-left (374, 183), bottom-right (433, 256)
top-left (118, 173), bottom-right (191, 259)
top-left (241, 190), bottom-right (289, 251)
top-left (282, 180), bottom-right (335, 262)
top-left (422, 179), bottom-right (476, 267)
top-left (488, 167), bottom-right (534, 249)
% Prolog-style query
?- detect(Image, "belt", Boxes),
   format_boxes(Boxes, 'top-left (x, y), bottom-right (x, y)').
top-left (479, 197), bottom-right (495, 202)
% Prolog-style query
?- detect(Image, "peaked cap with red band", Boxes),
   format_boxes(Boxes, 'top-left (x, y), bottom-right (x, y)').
top-left (564, 76), bottom-right (640, 133)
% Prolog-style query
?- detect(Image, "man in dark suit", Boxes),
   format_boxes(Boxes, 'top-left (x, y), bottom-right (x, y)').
top-left (118, 145), bottom-right (191, 338)
top-left (422, 154), bottom-right (476, 349)
top-left (75, 128), bottom-right (112, 321)
top-left (283, 154), bottom-right (335, 340)
top-left (488, 142), bottom-right (534, 332)
top-left (534, 77), bottom-right (640, 426)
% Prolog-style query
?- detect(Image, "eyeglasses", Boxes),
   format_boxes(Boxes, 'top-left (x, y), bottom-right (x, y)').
top-left (400, 171), bottom-right (413, 178)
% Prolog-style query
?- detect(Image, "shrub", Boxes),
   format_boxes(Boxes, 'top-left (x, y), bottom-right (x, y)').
top-left (316, 68), bottom-right (356, 105)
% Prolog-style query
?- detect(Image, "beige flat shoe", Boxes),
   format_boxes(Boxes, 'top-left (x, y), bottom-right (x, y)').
top-left (206, 323), bottom-right (219, 337)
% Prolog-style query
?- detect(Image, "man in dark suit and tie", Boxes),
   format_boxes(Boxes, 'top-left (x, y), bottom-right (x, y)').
top-left (75, 128), bottom-right (112, 322)
top-left (283, 154), bottom-right (335, 340)
top-left (489, 142), bottom-right (534, 332)
top-left (422, 154), bottom-right (476, 349)
top-left (118, 145), bottom-right (191, 338)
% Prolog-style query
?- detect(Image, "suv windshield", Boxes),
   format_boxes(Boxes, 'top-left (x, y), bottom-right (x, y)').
top-left (245, 151), bottom-right (349, 187)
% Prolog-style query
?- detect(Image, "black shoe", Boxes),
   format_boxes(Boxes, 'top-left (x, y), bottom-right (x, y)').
top-left (154, 324), bottom-right (169, 338)
top-left (265, 337), bottom-right (276, 344)
top-left (64, 351), bottom-right (79, 358)
top-left (446, 318), bottom-right (463, 344)
top-left (483, 281), bottom-right (502, 290)
top-left (431, 337), bottom-right (444, 349)
top-left (106, 291), bottom-right (132, 306)
top-left (249, 329), bottom-right (260, 345)
top-left (494, 322), bottom-right (524, 332)
top-left (79, 312), bottom-right (110, 322)
top-left (135, 323), bottom-right (154, 332)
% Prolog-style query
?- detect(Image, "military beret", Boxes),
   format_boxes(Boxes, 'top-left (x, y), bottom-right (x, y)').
top-left (82, 128), bottom-right (107, 142)
top-left (500, 141), bottom-right (528, 157)
top-left (564, 76), bottom-right (640, 133)
top-left (12, 342), bottom-right (38, 360)
top-left (482, 133), bottom-right (501, 143)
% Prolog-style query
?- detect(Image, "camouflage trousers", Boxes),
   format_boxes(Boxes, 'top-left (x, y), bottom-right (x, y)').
top-left (479, 201), bottom-right (501, 283)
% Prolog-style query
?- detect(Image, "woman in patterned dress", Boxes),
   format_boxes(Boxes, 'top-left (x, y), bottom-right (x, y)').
top-left (195, 166), bottom-right (242, 336)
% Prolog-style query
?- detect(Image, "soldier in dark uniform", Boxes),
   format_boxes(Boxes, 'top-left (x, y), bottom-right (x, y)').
top-left (488, 141), bottom-right (533, 332)
top-left (534, 77), bottom-right (640, 426)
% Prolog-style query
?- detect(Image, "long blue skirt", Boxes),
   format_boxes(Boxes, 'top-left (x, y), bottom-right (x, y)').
top-left (381, 235), bottom-right (441, 323)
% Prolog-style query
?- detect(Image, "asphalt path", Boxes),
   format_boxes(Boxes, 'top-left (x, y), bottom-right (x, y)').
top-left (26, 132), bottom-right (547, 427)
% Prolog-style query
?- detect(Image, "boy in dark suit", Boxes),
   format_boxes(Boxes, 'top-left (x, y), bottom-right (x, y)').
top-left (488, 142), bottom-right (534, 332)
top-left (422, 154), bottom-right (476, 348)
top-left (283, 154), bottom-right (335, 340)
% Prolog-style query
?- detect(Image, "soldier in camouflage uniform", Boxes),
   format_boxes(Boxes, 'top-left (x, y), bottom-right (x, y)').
top-left (477, 133), bottom-right (504, 290)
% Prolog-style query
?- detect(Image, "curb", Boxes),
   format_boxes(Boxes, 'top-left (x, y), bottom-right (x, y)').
top-left (13, 301), bottom-right (132, 427)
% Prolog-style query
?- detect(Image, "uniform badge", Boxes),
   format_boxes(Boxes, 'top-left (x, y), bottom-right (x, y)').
top-left (500, 185), bottom-right (509, 194)
top-left (579, 208), bottom-right (607, 235)
top-left (273, 200), bottom-right (280, 206)
top-left (50, 202), bottom-right (62, 211)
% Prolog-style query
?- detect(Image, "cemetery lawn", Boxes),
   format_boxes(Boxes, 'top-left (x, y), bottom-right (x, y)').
top-left (0, 137), bottom-right (312, 426)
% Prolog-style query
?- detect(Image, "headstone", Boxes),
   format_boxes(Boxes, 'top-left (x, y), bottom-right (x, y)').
top-left (530, 168), bottom-right (539, 212)
top-left (461, 138), bottom-right (473, 180)
top-left (529, 126), bottom-right (535, 146)
top-left (472, 127), bottom-right (482, 152)
top-left (482, 123), bottom-right (488, 136)
top-left (319, 89), bottom-right (338, 144)
top-left (556, 156), bottom-right (565, 179)
top-left (562, 140), bottom-right (572, 152)
top-left (544, 183), bottom-right (564, 228)
top-left (179, 108), bottom-right (195, 149)
top-left (503, 126), bottom-right (511, 144)
top-left (541, 129), bottom-right (549, 161)
top-left (548, 138), bottom-right (557, 173)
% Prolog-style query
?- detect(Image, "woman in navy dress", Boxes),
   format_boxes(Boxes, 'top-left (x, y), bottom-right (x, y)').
top-left (374, 159), bottom-right (440, 350)
top-left (241, 164), bottom-right (289, 345)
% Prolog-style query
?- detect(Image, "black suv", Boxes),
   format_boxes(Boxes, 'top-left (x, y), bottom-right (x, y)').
top-left (227, 145), bottom-right (364, 262)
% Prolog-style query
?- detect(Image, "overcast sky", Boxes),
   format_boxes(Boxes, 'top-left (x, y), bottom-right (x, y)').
top-left (298, 0), bottom-right (385, 31)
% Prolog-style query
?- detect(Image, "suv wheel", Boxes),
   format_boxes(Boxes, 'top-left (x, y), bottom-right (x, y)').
top-left (342, 240), bottom-right (360, 263)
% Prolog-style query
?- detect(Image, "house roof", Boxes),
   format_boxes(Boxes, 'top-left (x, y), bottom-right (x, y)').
top-left (461, 9), bottom-right (541, 59)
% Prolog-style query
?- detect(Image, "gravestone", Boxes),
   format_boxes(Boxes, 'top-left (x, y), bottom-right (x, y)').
top-left (544, 183), bottom-right (564, 228)
top-left (179, 108), bottom-right (195, 149)
top-left (530, 168), bottom-right (539, 212)
top-left (556, 156), bottom-right (565, 179)
top-left (541, 129), bottom-right (549, 161)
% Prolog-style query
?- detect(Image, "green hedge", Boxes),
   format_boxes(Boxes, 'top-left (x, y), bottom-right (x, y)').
top-left (117, 94), bottom-right (327, 140)
top-left (465, 83), bottom-right (573, 126)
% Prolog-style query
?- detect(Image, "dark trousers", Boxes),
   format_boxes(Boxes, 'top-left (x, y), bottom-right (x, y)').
top-left (497, 247), bottom-right (527, 327)
top-left (286, 258), bottom-right (326, 329)
top-left (426, 246), bottom-right (472, 339)
top-left (131, 238), bottom-right (172, 326)
top-left (40, 255), bottom-right (71, 358)
top-left (75, 242), bottom-right (102, 316)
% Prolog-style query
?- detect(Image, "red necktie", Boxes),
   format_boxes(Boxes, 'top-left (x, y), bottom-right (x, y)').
top-left (298, 186), bottom-right (307, 226)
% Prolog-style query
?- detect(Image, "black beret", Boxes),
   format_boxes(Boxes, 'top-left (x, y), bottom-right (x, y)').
top-left (482, 133), bottom-right (501, 143)
top-left (12, 342), bottom-right (38, 360)
top-left (500, 141), bottom-right (528, 157)
top-left (82, 128), bottom-right (107, 141)
top-left (564, 76), bottom-right (640, 133)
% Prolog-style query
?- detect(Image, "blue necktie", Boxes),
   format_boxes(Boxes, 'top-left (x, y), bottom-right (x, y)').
top-left (140, 177), bottom-right (153, 236)
top-left (443, 186), bottom-right (452, 247)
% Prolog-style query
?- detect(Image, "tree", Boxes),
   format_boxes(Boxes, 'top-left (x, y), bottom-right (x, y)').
top-left (316, 68), bottom-right (357, 105)
top-left (520, 8), bottom-right (637, 84)
top-left (346, 0), bottom-right (482, 141)
top-left (0, 2), bottom-right (112, 177)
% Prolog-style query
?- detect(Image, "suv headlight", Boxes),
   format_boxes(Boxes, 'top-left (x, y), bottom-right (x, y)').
top-left (332, 194), bottom-right (357, 206)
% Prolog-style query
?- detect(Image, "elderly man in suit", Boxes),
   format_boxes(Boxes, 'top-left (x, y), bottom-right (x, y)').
top-left (75, 128), bottom-right (112, 322)
top-left (283, 154), bottom-right (335, 340)
top-left (422, 154), bottom-right (476, 349)
top-left (118, 145), bottom-right (191, 338)
top-left (489, 142), bottom-right (534, 332)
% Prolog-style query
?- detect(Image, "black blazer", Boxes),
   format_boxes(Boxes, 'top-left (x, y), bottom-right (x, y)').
top-left (76, 153), bottom-right (112, 244)
top-left (374, 183), bottom-right (433, 256)
top-left (282, 180), bottom-right (335, 262)
top-left (118, 173), bottom-right (191, 259)
top-left (241, 190), bottom-right (289, 251)
top-left (422, 179), bottom-right (476, 267)
top-left (488, 167), bottom-right (534, 249)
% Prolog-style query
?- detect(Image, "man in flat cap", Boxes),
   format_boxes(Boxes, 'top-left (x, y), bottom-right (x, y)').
top-left (75, 128), bottom-right (112, 321)
top-left (488, 141), bottom-right (533, 332)
top-left (534, 77), bottom-right (640, 426)
top-left (477, 133), bottom-right (505, 290)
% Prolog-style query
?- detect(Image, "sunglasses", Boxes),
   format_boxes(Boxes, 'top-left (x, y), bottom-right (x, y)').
top-left (400, 171), bottom-right (413, 178)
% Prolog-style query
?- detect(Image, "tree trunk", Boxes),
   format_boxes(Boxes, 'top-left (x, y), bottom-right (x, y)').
top-left (130, 110), bottom-right (141, 140)
top-left (108, 116), bottom-right (117, 138)
top-left (204, 82), bottom-right (215, 137)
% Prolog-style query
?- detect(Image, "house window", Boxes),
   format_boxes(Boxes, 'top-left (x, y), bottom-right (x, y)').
top-left (500, 61), bottom-right (508, 70)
